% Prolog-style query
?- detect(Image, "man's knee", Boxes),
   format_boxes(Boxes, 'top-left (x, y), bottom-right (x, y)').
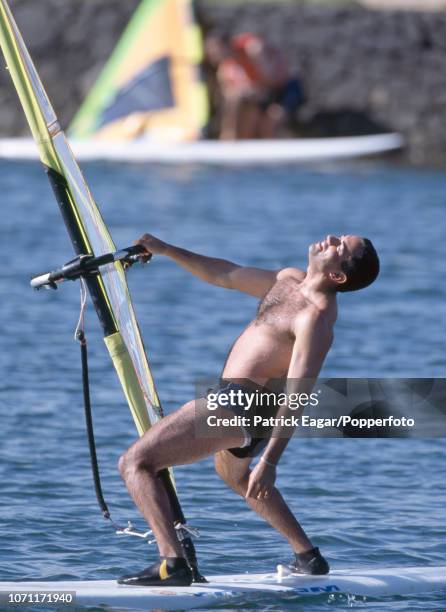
top-left (214, 454), bottom-right (249, 497)
top-left (221, 470), bottom-right (249, 497)
top-left (118, 444), bottom-right (157, 480)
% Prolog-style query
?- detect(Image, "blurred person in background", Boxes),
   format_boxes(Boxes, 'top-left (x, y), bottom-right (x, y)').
top-left (202, 33), bottom-right (229, 139)
top-left (216, 33), bottom-right (304, 139)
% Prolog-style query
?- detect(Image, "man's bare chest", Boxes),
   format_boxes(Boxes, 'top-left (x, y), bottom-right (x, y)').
top-left (255, 279), bottom-right (307, 328)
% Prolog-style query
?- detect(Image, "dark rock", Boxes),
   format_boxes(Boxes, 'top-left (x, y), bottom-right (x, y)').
top-left (0, 0), bottom-right (445, 166)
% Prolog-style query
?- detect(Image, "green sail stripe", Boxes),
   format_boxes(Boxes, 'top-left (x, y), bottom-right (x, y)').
top-left (70, 0), bottom-right (165, 138)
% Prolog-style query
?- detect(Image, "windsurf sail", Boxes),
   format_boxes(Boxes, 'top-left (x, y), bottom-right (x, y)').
top-left (0, 0), bottom-right (203, 580)
top-left (69, 0), bottom-right (208, 142)
top-left (0, 0), bottom-right (159, 434)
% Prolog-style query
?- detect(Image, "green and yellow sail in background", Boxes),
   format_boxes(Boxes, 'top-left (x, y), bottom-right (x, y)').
top-left (70, 0), bottom-right (208, 142)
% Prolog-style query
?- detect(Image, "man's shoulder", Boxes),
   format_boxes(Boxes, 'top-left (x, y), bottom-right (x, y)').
top-left (276, 267), bottom-right (306, 282)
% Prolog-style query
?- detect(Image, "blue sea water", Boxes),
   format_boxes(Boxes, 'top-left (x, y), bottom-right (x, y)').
top-left (0, 159), bottom-right (445, 611)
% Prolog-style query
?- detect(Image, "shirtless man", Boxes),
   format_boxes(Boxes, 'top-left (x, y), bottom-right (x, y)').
top-left (118, 234), bottom-right (380, 586)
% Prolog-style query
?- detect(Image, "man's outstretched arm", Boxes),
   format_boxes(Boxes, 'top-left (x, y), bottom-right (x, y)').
top-left (136, 233), bottom-right (278, 298)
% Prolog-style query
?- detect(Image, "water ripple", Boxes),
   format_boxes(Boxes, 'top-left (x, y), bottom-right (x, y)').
top-left (0, 161), bottom-right (445, 610)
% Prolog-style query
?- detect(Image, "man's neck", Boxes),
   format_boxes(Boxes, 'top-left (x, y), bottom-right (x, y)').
top-left (300, 271), bottom-right (337, 311)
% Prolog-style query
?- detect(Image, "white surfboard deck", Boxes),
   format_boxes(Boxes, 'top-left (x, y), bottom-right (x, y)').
top-left (1, 566), bottom-right (444, 610)
top-left (0, 133), bottom-right (403, 165)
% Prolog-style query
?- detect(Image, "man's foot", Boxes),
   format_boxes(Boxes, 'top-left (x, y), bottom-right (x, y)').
top-left (117, 557), bottom-right (193, 586)
top-left (290, 547), bottom-right (329, 575)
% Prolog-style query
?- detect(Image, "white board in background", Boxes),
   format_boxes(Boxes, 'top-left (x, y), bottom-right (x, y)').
top-left (0, 133), bottom-right (404, 165)
top-left (1, 565), bottom-right (445, 610)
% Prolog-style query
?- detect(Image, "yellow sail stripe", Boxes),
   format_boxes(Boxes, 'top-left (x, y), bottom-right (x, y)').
top-left (0, 0), bottom-right (59, 170)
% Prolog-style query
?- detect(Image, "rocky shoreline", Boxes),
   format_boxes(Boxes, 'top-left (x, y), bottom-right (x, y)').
top-left (1, 0), bottom-right (445, 166)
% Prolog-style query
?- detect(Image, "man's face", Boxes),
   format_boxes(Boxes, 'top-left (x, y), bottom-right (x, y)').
top-left (308, 235), bottom-right (365, 273)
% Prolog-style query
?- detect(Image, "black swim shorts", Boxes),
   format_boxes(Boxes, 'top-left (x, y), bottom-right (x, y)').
top-left (207, 380), bottom-right (279, 459)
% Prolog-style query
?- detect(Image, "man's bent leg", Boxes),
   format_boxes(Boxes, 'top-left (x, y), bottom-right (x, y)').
top-left (215, 451), bottom-right (313, 553)
top-left (119, 400), bottom-right (246, 558)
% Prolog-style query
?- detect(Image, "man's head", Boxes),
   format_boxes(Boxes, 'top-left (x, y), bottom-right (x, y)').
top-left (308, 235), bottom-right (380, 292)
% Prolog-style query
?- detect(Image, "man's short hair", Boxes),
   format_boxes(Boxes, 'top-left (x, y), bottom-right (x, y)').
top-left (338, 238), bottom-right (380, 293)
